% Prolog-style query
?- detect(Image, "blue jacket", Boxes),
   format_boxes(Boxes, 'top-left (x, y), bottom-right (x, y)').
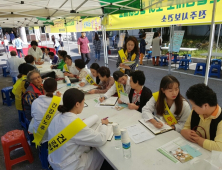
top-left (140, 39), bottom-right (146, 54)
top-left (10, 33), bottom-right (15, 40)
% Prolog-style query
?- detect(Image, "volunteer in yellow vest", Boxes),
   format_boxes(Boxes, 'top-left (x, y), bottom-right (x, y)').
top-left (63, 55), bottom-right (79, 78)
top-left (88, 66), bottom-right (114, 94)
top-left (116, 36), bottom-right (139, 75)
top-left (12, 63), bottom-right (35, 111)
top-left (181, 84), bottom-right (222, 151)
top-left (48, 88), bottom-right (109, 170)
top-left (142, 75), bottom-right (191, 132)
top-left (30, 78), bottom-right (61, 168)
top-left (79, 63), bottom-right (100, 87)
top-left (99, 71), bottom-right (131, 103)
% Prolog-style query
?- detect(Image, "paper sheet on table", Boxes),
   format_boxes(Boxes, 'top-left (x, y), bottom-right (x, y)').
top-left (126, 124), bottom-right (155, 144)
top-left (122, 61), bottom-right (135, 66)
top-left (95, 123), bottom-right (114, 141)
top-left (100, 97), bottom-right (118, 106)
top-left (77, 84), bottom-right (96, 92)
top-left (83, 115), bottom-right (99, 128)
top-left (119, 91), bottom-right (129, 104)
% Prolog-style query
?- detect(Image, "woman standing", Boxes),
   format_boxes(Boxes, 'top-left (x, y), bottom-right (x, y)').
top-left (93, 33), bottom-right (101, 62)
top-left (59, 34), bottom-right (64, 50)
top-left (116, 36), bottom-right (139, 75)
top-left (151, 32), bottom-right (162, 66)
top-left (52, 35), bottom-right (60, 54)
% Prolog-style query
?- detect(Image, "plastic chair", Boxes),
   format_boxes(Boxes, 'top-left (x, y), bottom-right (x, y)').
top-left (2, 66), bottom-right (10, 77)
top-left (1, 130), bottom-right (34, 170)
top-left (178, 59), bottom-right (189, 70)
top-left (183, 54), bottom-right (192, 63)
top-left (1, 86), bottom-right (15, 106)
top-left (209, 64), bottom-right (221, 78)
top-left (194, 63), bottom-right (206, 76)
top-left (160, 56), bottom-right (168, 66)
top-left (18, 110), bottom-right (30, 130)
top-left (38, 142), bottom-right (50, 170)
top-left (171, 54), bottom-right (179, 64)
top-left (12, 77), bottom-right (17, 84)
top-left (211, 59), bottom-right (221, 66)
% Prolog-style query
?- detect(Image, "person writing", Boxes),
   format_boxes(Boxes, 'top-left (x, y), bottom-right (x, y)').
top-left (31, 78), bottom-right (61, 169)
top-left (28, 40), bottom-right (43, 62)
top-left (51, 50), bottom-right (67, 71)
top-left (181, 83), bottom-right (222, 151)
top-left (63, 55), bottom-right (79, 78)
top-left (100, 71), bottom-right (131, 102)
top-left (142, 75), bottom-right (191, 132)
top-left (48, 52), bottom-right (58, 65)
top-left (88, 66), bottom-right (114, 94)
top-left (139, 33), bottom-right (147, 65)
top-left (118, 70), bottom-right (152, 113)
top-left (48, 88), bottom-right (109, 170)
top-left (79, 63), bottom-right (100, 87)
top-left (43, 48), bottom-right (51, 62)
top-left (74, 59), bottom-right (89, 81)
top-left (116, 36), bottom-right (139, 75)
top-left (23, 70), bottom-right (44, 120)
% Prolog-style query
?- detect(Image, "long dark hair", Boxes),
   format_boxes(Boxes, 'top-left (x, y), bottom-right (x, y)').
top-left (58, 88), bottom-right (84, 113)
top-left (156, 75), bottom-right (183, 116)
top-left (95, 33), bottom-right (99, 41)
top-left (123, 36), bottom-right (138, 55)
top-left (43, 78), bottom-right (57, 97)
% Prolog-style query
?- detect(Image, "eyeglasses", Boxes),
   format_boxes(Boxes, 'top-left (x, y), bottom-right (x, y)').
top-left (31, 75), bottom-right (41, 81)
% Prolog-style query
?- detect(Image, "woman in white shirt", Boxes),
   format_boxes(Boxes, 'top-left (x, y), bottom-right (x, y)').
top-left (28, 41), bottom-right (43, 62)
top-left (59, 34), bottom-right (64, 50)
top-left (142, 75), bottom-right (191, 132)
top-left (74, 59), bottom-right (90, 81)
top-left (3, 36), bottom-right (9, 52)
top-left (31, 78), bottom-right (61, 169)
top-left (151, 32), bottom-right (162, 66)
top-left (63, 55), bottom-right (79, 77)
top-left (48, 88), bottom-right (109, 170)
top-left (52, 35), bottom-right (60, 54)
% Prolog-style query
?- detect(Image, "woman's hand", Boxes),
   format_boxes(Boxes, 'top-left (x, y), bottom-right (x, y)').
top-left (79, 82), bottom-right (85, 87)
top-left (149, 118), bottom-right (163, 129)
top-left (128, 103), bottom-right (139, 110)
top-left (99, 97), bottom-right (105, 102)
top-left (101, 119), bottom-right (109, 125)
top-left (64, 72), bottom-right (68, 76)
top-left (118, 99), bottom-right (123, 104)
top-left (88, 89), bottom-right (96, 94)
top-left (181, 129), bottom-right (198, 143)
top-left (56, 91), bottom-right (62, 97)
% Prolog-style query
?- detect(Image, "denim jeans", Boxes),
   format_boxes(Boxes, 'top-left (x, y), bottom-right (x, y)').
top-left (55, 45), bottom-right (60, 54)
top-left (16, 49), bottom-right (24, 58)
top-left (95, 50), bottom-right (100, 60)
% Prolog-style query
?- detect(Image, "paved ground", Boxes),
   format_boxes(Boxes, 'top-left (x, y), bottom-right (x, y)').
top-left (1, 40), bottom-right (222, 170)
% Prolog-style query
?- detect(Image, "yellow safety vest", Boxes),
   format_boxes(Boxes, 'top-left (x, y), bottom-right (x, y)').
top-left (85, 74), bottom-right (96, 85)
top-left (48, 118), bottom-right (87, 155)
top-left (32, 96), bottom-right (61, 147)
top-left (12, 75), bottom-right (27, 111)
top-left (153, 91), bottom-right (178, 126)
top-left (115, 81), bottom-right (124, 98)
top-left (63, 64), bottom-right (69, 72)
top-left (118, 49), bottom-right (137, 73)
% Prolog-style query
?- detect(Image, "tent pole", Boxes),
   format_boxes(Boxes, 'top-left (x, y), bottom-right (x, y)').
top-left (102, 26), bottom-right (106, 66)
top-left (215, 24), bottom-right (221, 58)
top-left (204, 0), bottom-right (217, 85)
top-left (168, 25), bottom-right (173, 75)
top-left (104, 27), bottom-right (108, 66)
top-left (65, 19), bottom-right (70, 54)
top-left (44, 27), bottom-right (48, 47)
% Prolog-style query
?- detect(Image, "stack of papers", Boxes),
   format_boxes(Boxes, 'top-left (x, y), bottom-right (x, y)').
top-left (77, 85), bottom-right (96, 92)
top-left (126, 124), bottom-right (155, 144)
top-left (100, 97), bottom-right (118, 106)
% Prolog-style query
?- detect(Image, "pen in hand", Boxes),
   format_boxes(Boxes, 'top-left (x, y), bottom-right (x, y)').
top-left (103, 117), bottom-right (109, 120)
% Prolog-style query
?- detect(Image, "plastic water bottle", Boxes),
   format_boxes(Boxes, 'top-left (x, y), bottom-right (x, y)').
top-left (112, 123), bottom-right (121, 149)
top-left (121, 129), bottom-right (131, 159)
top-left (64, 76), bottom-right (71, 87)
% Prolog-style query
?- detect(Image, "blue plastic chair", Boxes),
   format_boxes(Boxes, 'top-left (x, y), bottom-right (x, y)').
top-left (38, 142), bottom-right (50, 170)
top-left (194, 63), bottom-right (206, 76)
top-left (178, 59), bottom-right (189, 70)
top-left (160, 56), bottom-right (168, 66)
top-left (12, 77), bottom-right (17, 85)
top-left (1, 86), bottom-right (15, 106)
top-left (183, 54), bottom-right (192, 63)
top-left (211, 59), bottom-right (221, 66)
top-left (171, 54), bottom-right (179, 64)
top-left (209, 64), bottom-right (221, 78)
top-left (2, 66), bottom-right (10, 77)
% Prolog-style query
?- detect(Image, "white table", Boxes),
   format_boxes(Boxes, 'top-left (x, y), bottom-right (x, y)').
top-left (56, 85), bottom-right (211, 170)
top-left (148, 46), bottom-right (198, 52)
top-left (200, 53), bottom-right (222, 58)
top-left (36, 62), bottom-right (52, 73)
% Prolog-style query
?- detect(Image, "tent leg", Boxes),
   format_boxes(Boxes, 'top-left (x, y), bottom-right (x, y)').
top-left (168, 25), bottom-right (174, 75)
top-left (104, 27), bottom-right (108, 66)
top-left (44, 27), bottom-right (48, 47)
top-left (204, 0), bottom-right (217, 85)
top-left (215, 24), bottom-right (221, 58)
top-left (102, 26), bottom-right (106, 66)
